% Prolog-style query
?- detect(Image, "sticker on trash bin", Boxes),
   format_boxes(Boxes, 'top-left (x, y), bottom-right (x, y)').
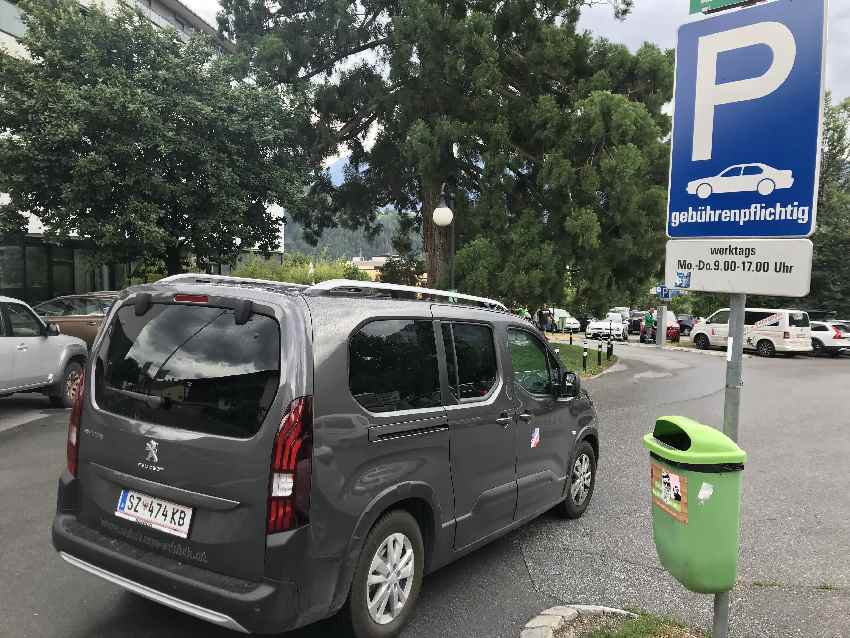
top-left (651, 462), bottom-right (688, 524)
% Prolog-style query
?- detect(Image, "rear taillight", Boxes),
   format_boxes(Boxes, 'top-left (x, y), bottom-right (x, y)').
top-left (833, 326), bottom-right (844, 340)
top-left (267, 397), bottom-right (313, 534)
top-left (67, 375), bottom-right (85, 477)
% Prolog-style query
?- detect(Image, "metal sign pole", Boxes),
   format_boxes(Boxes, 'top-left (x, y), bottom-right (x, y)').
top-left (713, 292), bottom-right (746, 638)
top-left (656, 304), bottom-right (667, 348)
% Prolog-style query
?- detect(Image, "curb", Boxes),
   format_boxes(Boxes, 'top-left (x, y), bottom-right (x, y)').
top-left (520, 604), bottom-right (637, 638)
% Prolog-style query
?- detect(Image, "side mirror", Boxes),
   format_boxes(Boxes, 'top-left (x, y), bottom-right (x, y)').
top-left (559, 371), bottom-right (581, 400)
top-left (45, 322), bottom-right (60, 336)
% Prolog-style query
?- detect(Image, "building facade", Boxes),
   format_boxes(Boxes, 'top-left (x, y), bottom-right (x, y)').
top-left (0, 0), bottom-right (235, 304)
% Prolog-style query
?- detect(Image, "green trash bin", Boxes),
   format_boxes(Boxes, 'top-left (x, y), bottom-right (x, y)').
top-left (643, 416), bottom-right (747, 594)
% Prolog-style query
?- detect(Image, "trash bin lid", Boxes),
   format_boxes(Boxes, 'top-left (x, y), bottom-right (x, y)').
top-left (643, 416), bottom-right (746, 466)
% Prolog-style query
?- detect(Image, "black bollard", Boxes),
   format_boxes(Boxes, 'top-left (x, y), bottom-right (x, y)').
top-left (582, 342), bottom-right (588, 372)
top-left (607, 340), bottom-right (613, 360)
top-left (570, 331), bottom-right (573, 345)
top-left (597, 340), bottom-right (602, 366)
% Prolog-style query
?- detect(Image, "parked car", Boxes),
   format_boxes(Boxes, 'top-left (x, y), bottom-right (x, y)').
top-left (0, 296), bottom-right (87, 407)
top-left (608, 307), bottom-right (630, 322)
top-left (551, 308), bottom-right (581, 333)
top-left (34, 292), bottom-right (117, 347)
top-left (810, 321), bottom-right (849, 357)
top-left (640, 310), bottom-right (680, 343)
top-left (52, 276), bottom-right (599, 638)
top-left (691, 308), bottom-right (811, 357)
top-left (628, 310), bottom-right (644, 334)
top-left (677, 314), bottom-right (697, 337)
top-left (587, 312), bottom-right (628, 341)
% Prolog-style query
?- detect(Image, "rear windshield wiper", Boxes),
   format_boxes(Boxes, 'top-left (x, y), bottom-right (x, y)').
top-left (108, 387), bottom-right (167, 409)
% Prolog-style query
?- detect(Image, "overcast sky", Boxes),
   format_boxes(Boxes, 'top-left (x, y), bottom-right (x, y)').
top-left (183, 0), bottom-right (850, 101)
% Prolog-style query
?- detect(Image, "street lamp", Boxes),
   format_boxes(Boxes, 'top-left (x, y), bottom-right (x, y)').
top-left (432, 185), bottom-right (455, 289)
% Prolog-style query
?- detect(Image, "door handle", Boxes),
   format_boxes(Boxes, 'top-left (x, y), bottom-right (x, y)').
top-left (87, 321), bottom-right (98, 326)
top-left (495, 412), bottom-right (513, 427)
top-left (16, 344), bottom-right (27, 351)
top-left (518, 413), bottom-right (533, 423)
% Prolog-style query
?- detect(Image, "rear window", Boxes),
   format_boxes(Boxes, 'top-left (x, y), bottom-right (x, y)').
top-left (789, 312), bottom-right (809, 327)
top-left (349, 319), bottom-right (441, 413)
top-left (95, 303), bottom-right (280, 438)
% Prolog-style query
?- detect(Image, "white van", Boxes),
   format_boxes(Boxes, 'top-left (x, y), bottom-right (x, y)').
top-left (691, 308), bottom-right (812, 357)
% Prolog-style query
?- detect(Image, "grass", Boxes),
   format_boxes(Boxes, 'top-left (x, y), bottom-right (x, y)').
top-left (582, 613), bottom-right (705, 638)
top-left (553, 342), bottom-right (619, 378)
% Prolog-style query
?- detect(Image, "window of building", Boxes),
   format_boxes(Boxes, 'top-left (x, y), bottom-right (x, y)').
top-left (508, 329), bottom-right (552, 396)
top-left (4, 303), bottom-right (43, 337)
top-left (24, 245), bottom-right (48, 304)
top-left (349, 320), bottom-right (441, 413)
top-left (442, 323), bottom-right (498, 400)
top-left (0, 245), bottom-right (25, 299)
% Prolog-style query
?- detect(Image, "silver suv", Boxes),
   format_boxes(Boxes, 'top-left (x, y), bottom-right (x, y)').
top-left (0, 296), bottom-right (88, 407)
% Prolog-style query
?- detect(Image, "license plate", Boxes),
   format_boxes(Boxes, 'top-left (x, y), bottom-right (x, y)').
top-left (115, 489), bottom-right (193, 538)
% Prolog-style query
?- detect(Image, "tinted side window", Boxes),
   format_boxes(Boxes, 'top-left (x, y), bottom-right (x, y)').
top-left (811, 324), bottom-right (828, 332)
top-left (745, 311), bottom-right (775, 326)
top-left (709, 311), bottom-right (730, 324)
top-left (349, 320), bottom-right (441, 413)
top-left (35, 300), bottom-right (74, 317)
top-left (444, 323), bottom-right (498, 400)
top-left (789, 312), bottom-right (809, 327)
top-left (508, 329), bottom-right (552, 396)
top-left (742, 165), bottom-right (763, 176)
top-left (96, 304), bottom-right (280, 438)
top-left (5, 304), bottom-right (43, 337)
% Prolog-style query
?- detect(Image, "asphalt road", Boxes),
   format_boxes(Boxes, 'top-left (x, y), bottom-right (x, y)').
top-left (1, 345), bottom-right (848, 638)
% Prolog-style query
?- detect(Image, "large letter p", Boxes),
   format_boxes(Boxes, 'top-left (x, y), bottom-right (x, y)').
top-left (692, 22), bottom-right (796, 162)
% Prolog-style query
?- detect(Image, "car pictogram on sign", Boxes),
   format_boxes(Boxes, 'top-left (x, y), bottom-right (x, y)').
top-left (687, 163), bottom-right (794, 200)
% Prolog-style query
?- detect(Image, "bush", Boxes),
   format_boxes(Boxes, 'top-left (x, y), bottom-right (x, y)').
top-left (232, 253), bottom-right (369, 284)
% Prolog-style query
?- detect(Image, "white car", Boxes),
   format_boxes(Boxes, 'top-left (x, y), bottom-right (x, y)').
top-left (551, 308), bottom-right (581, 333)
top-left (587, 312), bottom-right (628, 341)
top-left (691, 307), bottom-right (811, 357)
top-left (810, 321), bottom-right (849, 357)
top-left (687, 163), bottom-right (794, 199)
top-left (0, 296), bottom-right (88, 407)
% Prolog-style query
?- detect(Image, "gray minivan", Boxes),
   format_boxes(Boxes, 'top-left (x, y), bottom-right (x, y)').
top-left (52, 276), bottom-right (600, 637)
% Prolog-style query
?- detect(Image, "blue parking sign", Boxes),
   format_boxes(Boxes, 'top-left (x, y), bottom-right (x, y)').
top-left (667, 0), bottom-right (827, 239)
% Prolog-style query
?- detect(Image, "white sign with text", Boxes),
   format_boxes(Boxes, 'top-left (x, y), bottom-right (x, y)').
top-left (665, 239), bottom-right (812, 297)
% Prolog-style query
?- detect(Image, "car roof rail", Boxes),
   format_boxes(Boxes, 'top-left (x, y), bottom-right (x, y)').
top-left (306, 279), bottom-right (509, 312)
top-left (155, 273), bottom-right (308, 294)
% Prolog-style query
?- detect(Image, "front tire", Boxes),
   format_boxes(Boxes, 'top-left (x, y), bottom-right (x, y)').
top-left (49, 361), bottom-right (83, 408)
top-left (349, 511), bottom-right (424, 638)
top-left (757, 339), bottom-right (776, 358)
top-left (694, 334), bottom-right (710, 350)
top-left (812, 339), bottom-right (824, 356)
top-left (556, 441), bottom-right (596, 519)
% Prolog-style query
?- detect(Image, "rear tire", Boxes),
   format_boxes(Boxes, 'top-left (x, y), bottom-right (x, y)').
top-left (696, 183), bottom-right (712, 199)
top-left (49, 361), bottom-right (83, 408)
top-left (555, 441), bottom-right (596, 519)
top-left (349, 511), bottom-right (424, 638)
top-left (757, 179), bottom-right (776, 196)
top-left (694, 334), bottom-right (710, 350)
top-left (757, 340), bottom-right (776, 358)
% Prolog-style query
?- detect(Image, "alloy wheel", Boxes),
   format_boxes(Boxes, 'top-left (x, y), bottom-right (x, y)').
top-left (571, 453), bottom-right (593, 506)
top-left (64, 368), bottom-right (82, 404)
top-left (366, 532), bottom-right (415, 625)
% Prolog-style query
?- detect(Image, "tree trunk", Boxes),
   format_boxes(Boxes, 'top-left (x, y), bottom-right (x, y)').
top-left (165, 245), bottom-right (183, 275)
top-left (423, 186), bottom-right (452, 288)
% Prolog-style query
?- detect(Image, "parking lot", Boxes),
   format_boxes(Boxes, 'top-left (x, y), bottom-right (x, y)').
top-left (1, 344), bottom-right (848, 638)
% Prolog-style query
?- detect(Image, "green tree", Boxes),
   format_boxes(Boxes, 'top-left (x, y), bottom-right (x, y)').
top-left (0, 0), bottom-right (314, 274)
top-left (378, 255), bottom-right (424, 286)
top-left (232, 252), bottom-right (369, 284)
top-left (218, 0), bottom-right (662, 304)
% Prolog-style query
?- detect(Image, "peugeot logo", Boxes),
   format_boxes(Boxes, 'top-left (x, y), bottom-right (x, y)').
top-left (145, 440), bottom-right (159, 463)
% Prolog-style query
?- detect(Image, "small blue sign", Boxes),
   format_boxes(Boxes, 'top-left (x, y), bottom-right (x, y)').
top-left (667, 0), bottom-right (827, 239)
